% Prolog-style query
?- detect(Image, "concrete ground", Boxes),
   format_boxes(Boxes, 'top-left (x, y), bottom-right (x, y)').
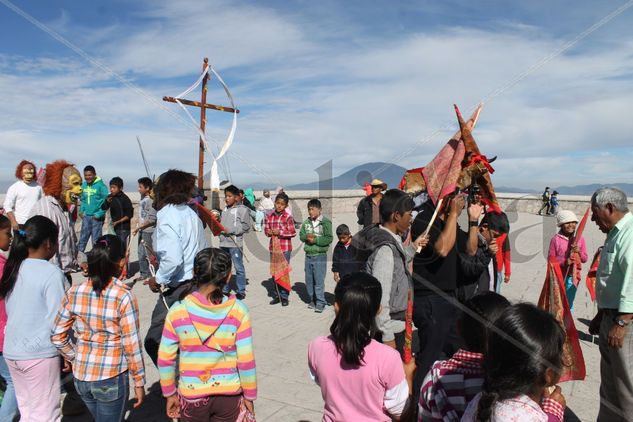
top-left (66, 209), bottom-right (605, 422)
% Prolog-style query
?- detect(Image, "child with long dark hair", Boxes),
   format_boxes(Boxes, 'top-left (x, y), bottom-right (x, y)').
top-left (308, 272), bottom-right (413, 421)
top-left (461, 303), bottom-right (567, 422)
top-left (51, 234), bottom-right (145, 421)
top-left (0, 215), bottom-right (66, 421)
top-left (0, 214), bottom-right (19, 422)
top-left (158, 248), bottom-right (256, 421)
top-left (418, 292), bottom-right (510, 421)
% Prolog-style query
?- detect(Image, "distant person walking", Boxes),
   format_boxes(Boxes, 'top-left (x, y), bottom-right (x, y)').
top-left (550, 191), bottom-right (560, 215)
top-left (537, 187), bottom-right (551, 215)
top-left (357, 179), bottom-right (387, 228)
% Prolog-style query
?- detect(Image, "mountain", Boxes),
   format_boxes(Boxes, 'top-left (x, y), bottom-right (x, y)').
top-left (287, 162), bottom-right (407, 191)
top-left (553, 183), bottom-right (633, 196)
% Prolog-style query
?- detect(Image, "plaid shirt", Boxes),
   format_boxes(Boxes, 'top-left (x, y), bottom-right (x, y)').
top-left (51, 278), bottom-right (145, 387)
top-left (265, 210), bottom-right (296, 253)
top-left (418, 349), bottom-right (485, 422)
top-left (421, 350), bottom-right (564, 422)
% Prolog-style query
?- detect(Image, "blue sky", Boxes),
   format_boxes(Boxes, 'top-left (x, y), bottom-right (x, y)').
top-left (1, 0), bottom-right (633, 190)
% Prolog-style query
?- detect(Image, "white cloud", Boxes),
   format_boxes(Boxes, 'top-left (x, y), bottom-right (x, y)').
top-left (2, 1), bottom-right (633, 190)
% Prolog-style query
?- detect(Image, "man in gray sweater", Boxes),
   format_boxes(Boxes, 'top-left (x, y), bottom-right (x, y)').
top-left (219, 185), bottom-right (252, 299)
top-left (357, 189), bottom-right (428, 352)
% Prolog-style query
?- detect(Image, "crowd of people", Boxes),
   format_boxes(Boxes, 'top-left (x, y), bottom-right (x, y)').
top-left (0, 158), bottom-right (632, 422)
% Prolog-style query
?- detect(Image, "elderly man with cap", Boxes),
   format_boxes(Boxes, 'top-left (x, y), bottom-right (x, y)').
top-left (588, 187), bottom-right (633, 420)
top-left (547, 209), bottom-right (588, 309)
top-left (356, 179), bottom-right (387, 228)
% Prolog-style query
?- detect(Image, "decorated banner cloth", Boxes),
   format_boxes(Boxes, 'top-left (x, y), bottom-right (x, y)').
top-left (586, 247), bottom-right (602, 302)
top-left (171, 62), bottom-right (237, 190)
top-left (422, 138), bottom-right (466, 207)
top-left (271, 236), bottom-right (292, 291)
top-left (194, 203), bottom-right (226, 236)
top-left (403, 289), bottom-right (414, 364)
top-left (537, 257), bottom-right (586, 382)
top-left (568, 207), bottom-right (590, 287)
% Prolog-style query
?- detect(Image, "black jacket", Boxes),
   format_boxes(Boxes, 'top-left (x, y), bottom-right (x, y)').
top-left (357, 195), bottom-right (377, 228)
top-left (332, 242), bottom-right (362, 278)
top-left (102, 192), bottom-right (133, 231)
top-left (457, 233), bottom-right (496, 302)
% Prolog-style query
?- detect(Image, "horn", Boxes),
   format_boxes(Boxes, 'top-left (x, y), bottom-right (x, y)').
top-left (488, 155), bottom-right (497, 163)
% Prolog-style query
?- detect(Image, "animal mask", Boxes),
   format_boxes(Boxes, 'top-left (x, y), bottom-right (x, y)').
top-left (62, 166), bottom-right (83, 206)
top-left (22, 165), bottom-right (35, 183)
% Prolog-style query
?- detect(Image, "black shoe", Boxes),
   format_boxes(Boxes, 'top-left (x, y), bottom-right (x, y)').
top-left (307, 302), bottom-right (316, 310)
top-left (315, 307), bottom-right (324, 313)
top-left (236, 293), bottom-right (246, 300)
top-left (281, 299), bottom-right (289, 306)
top-left (269, 298), bottom-right (281, 305)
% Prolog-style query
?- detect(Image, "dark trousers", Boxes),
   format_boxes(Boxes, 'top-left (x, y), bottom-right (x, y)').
top-left (180, 394), bottom-right (241, 422)
top-left (144, 282), bottom-right (192, 367)
top-left (412, 293), bottom-right (461, 402)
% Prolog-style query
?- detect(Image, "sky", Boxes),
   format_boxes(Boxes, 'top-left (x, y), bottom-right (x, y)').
top-left (1, 0), bottom-right (633, 190)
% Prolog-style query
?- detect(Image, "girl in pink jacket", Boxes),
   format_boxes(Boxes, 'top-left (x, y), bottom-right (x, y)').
top-left (547, 210), bottom-right (588, 310)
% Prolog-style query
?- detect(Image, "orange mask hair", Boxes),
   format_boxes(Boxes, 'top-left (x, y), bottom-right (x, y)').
top-left (43, 160), bottom-right (82, 206)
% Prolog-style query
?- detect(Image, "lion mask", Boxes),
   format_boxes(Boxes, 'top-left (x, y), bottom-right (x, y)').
top-left (43, 160), bottom-right (82, 207)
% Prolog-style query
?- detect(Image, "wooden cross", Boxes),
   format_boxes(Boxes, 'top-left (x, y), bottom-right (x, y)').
top-left (163, 57), bottom-right (240, 190)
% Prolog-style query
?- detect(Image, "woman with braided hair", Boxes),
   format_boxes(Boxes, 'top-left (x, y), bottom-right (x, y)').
top-left (158, 248), bottom-right (256, 421)
top-left (461, 303), bottom-right (567, 422)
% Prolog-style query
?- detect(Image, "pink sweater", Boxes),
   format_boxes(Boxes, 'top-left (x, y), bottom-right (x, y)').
top-left (0, 254), bottom-right (6, 352)
top-left (548, 233), bottom-right (588, 277)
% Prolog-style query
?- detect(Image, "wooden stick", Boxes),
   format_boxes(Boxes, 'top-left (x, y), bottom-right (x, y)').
top-left (162, 96), bottom-right (240, 114)
top-left (417, 198), bottom-right (444, 253)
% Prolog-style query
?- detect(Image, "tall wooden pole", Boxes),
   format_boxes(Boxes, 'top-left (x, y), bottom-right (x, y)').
top-left (198, 57), bottom-right (210, 190)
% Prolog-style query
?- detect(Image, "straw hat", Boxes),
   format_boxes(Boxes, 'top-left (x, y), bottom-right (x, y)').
top-left (370, 178), bottom-right (387, 189)
top-left (557, 210), bottom-right (578, 226)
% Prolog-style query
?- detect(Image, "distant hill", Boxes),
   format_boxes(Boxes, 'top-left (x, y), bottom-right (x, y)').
top-left (553, 183), bottom-right (633, 196)
top-left (287, 162), bottom-right (407, 191)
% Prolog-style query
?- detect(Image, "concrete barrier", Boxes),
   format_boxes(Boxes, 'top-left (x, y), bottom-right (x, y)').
top-left (2, 191), bottom-right (632, 228)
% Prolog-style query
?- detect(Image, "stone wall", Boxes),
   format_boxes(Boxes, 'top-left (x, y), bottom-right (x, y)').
top-left (3, 191), bottom-right (632, 228)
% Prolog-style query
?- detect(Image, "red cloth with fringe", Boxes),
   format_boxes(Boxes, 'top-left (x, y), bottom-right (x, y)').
top-left (538, 257), bottom-right (586, 382)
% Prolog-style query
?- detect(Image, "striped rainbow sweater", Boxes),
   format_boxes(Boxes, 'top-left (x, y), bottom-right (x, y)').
top-left (158, 291), bottom-right (257, 400)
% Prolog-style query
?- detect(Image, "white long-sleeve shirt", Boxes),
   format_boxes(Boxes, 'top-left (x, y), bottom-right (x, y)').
top-left (153, 204), bottom-right (208, 286)
top-left (3, 180), bottom-right (42, 224)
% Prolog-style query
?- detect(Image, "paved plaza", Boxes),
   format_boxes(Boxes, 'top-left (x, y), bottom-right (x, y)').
top-left (67, 209), bottom-right (604, 421)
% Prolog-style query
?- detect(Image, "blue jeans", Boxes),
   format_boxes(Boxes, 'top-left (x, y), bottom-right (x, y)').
top-left (0, 353), bottom-right (18, 422)
top-left (495, 271), bottom-right (503, 294)
top-left (565, 275), bottom-right (577, 310)
top-left (74, 371), bottom-right (128, 422)
top-left (221, 247), bottom-right (246, 295)
top-left (305, 254), bottom-right (327, 309)
top-left (78, 215), bottom-right (104, 252)
top-left (137, 231), bottom-right (153, 278)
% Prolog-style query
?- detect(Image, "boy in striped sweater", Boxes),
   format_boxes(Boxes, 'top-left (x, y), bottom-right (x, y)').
top-left (158, 248), bottom-right (256, 421)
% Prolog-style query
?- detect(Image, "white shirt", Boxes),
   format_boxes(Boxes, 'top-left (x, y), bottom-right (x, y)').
top-left (3, 180), bottom-right (43, 224)
top-left (154, 204), bottom-right (208, 285)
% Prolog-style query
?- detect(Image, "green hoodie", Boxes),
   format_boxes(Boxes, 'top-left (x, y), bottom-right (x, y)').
top-left (299, 215), bottom-right (333, 256)
top-left (80, 177), bottom-right (109, 219)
